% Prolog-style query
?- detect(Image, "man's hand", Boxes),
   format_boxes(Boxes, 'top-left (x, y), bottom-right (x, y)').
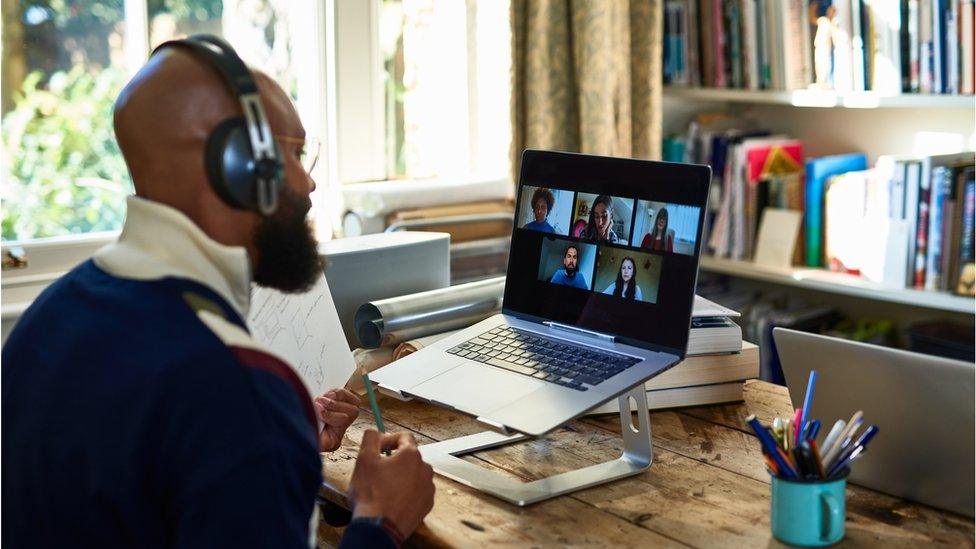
top-left (348, 431), bottom-right (436, 539)
top-left (314, 388), bottom-right (361, 452)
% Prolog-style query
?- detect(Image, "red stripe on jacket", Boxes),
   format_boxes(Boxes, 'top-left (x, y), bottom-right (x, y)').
top-left (230, 346), bottom-right (317, 430)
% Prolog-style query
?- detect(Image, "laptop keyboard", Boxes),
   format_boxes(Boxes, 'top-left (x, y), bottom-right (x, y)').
top-left (447, 326), bottom-right (641, 391)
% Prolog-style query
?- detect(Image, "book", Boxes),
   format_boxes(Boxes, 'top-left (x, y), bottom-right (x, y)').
top-left (743, 139), bottom-right (804, 259)
top-left (824, 170), bottom-right (870, 274)
top-left (908, 0), bottom-right (921, 92)
top-left (956, 171), bottom-right (976, 296)
top-left (963, 0), bottom-right (975, 94)
top-left (647, 341), bottom-right (759, 390)
top-left (693, 294), bottom-right (741, 318)
top-left (867, 0), bottom-right (902, 94)
top-left (804, 153), bottom-right (869, 267)
top-left (385, 200), bottom-right (514, 243)
top-left (924, 166), bottom-right (952, 289)
top-left (688, 316), bottom-right (743, 355)
top-left (586, 380), bottom-right (748, 414)
top-left (586, 342), bottom-right (759, 414)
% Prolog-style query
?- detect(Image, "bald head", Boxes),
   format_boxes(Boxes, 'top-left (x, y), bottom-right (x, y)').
top-left (113, 44), bottom-right (311, 257)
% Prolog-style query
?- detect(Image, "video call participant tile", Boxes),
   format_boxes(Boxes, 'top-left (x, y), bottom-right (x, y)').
top-left (517, 185), bottom-right (574, 235)
top-left (536, 237), bottom-right (597, 290)
top-left (571, 193), bottom-right (635, 245)
top-left (633, 200), bottom-right (702, 256)
top-left (592, 247), bottom-right (663, 304)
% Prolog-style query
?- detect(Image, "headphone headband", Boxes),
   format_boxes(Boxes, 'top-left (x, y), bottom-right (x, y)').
top-left (151, 34), bottom-right (281, 215)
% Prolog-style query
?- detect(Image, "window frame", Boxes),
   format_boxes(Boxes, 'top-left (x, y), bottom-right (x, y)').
top-left (1, 0), bottom-right (337, 290)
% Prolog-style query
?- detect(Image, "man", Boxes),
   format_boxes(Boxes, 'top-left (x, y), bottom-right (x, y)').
top-left (2, 39), bottom-right (434, 547)
top-left (550, 244), bottom-right (589, 289)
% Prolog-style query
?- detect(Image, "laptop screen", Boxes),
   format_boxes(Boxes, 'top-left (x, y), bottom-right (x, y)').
top-left (503, 150), bottom-right (711, 355)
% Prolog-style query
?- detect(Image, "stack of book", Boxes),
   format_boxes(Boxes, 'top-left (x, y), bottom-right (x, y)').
top-left (588, 296), bottom-right (758, 414)
top-left (663, 0), bottom-right (976, 95)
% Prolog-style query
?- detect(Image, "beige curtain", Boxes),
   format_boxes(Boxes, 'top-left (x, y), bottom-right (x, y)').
top-left (511, 0), bottom-right (663, 179)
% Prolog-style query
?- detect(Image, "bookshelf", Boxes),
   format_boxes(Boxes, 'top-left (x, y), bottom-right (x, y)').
top-left (699, 256), bottom-right (975, 314)
top-left (664, 87), bottom-right (976, 109)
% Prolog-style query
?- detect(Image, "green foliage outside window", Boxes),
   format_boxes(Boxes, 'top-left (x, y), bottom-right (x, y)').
top-left (2, 65), bottom-right (131, 241)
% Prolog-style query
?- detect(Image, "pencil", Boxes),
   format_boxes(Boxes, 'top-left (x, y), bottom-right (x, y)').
top-left (362, 372), bottom-right (391, 456)
top-left (362, 373), bottom-right (386, 432)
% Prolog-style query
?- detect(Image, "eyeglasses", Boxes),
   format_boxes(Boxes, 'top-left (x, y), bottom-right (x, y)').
top-left (275, 135), bottom-right (321, 173)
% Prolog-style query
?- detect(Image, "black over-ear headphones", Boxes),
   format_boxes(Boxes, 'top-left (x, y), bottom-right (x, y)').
top-left (151, 34), bottom-right (284, 215)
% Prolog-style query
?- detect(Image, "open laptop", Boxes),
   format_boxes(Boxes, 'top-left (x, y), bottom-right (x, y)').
top-left (774, 327), bottom-right (975, 517)
top-left (371, 150), bottom-right (711, 436)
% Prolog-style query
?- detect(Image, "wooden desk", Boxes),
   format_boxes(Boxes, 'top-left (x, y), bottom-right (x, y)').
top-left (317, 380), bottom-right (974, 547)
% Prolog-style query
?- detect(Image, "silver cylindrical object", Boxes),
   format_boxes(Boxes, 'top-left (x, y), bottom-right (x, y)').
top-left (354, 277), bottom-right (505, 348)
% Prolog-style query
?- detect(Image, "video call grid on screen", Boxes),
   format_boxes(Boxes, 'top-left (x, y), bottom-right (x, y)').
top-left (504, 151), bottom-right (710, 354)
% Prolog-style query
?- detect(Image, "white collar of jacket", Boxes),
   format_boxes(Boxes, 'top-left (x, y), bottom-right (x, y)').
top-left (94, 195), bottom-right (252, 317)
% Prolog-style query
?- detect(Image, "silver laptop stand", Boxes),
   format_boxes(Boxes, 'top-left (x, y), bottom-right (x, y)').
top-left (419, 385), bottom-right (653, 506)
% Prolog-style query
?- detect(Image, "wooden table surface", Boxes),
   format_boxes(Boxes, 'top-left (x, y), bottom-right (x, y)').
top-left (317, 380), bottom-right (974, 547)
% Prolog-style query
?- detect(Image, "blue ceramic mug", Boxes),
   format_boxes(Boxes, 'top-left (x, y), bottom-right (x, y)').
top-left (770, 473), bottom-right (846, 546)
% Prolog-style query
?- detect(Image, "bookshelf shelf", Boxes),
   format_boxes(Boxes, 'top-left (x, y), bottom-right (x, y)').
top-left (699, 256), bottom-right (975, 314)
top-left (664, 87), bottom-right (976, 109)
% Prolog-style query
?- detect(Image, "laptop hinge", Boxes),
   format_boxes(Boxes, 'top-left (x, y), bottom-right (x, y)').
top-left (543, 321), bottom-right (616, 342)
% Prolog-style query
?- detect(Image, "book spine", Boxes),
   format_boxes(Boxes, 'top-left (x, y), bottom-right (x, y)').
top-left (901, 0), bottom-right (912, 92)
top-left (925, 166), bottom-right (950, 290)
top-left (728, 0), bottom-right (743, 88)
top-left (939, 172), bottom-right (958, 291)
top-left (947, 0), bottom-right (960, 94)
top-left (909, 0), bottom-right (921, 92)
top-left (687, 0), bottom-right (701, 86)
top-left (758, 0), bottom-right (771, 88)
top-left (861, 0), bottom-right (875, 89)
top-left (957, 176), bottom-right (976, 295)
top-left (867, 0), bottom-right (901, 94)
top-left (963, 0), bottom-right (975, 94)
top-left (920, 0), bottom-right (934, 92)
top-left (702, 0), bottom-right (715, 87)
top-left (742, 0), bottom-right (759, 89)
top-left (800, 0), bottom-right (814, 87)
top-left (936, 0), bottom-right (944, 92)
top-left (715, 0), bottom-right (728, 87)
top-left (904, 161), bottom-right (922, 285)
top-left (833, 0), bottom-right (864, 92)
top-left (914, 163), bottom-right (932, 288)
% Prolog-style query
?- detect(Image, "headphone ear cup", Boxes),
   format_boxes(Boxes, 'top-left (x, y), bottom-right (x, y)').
top-left (205, 117), bottom-right (257, 211)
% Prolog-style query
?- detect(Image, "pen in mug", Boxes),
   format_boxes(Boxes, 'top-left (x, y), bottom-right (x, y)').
top-left (807, 419), bottom-right (821, 441)
top-left (748, 415), bottom-right (799, 479)
top-left (829, 425), bottom-right (878, 472)
top-left (821, 419), bottom-right (847, 454)
top-left (797, 370), bottom-right (817, 445)
top-left (823, 411), bottom-right (864, 466)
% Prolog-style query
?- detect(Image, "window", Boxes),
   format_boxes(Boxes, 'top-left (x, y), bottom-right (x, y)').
top-left (337, 0), bottom-right (512, 184)
top-left (1, 0), bottom-right (312, 244)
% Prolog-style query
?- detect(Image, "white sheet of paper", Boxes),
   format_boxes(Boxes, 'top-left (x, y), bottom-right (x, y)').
top-left (754, 209), bottom-right (803, 268)
top-left (247, 275), bottom-right (357, 398)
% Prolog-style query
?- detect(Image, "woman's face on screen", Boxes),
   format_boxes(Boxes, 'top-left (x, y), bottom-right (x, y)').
top-left (620, 259), bottom-right (634, 282)
top-left (533, 198), bottom-right (548, 223)
top-left (593, 203), bottom-right (611, 235)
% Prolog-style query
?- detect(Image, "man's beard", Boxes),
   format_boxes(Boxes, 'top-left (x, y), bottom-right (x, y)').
top-left (564, 265), bottom-right (577, 278)
top-left (252, 187), bottom-right (323, 293)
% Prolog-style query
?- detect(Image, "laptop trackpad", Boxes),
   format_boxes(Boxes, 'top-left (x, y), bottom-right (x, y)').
top-left (410, 362), bottom-right (544, 417)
